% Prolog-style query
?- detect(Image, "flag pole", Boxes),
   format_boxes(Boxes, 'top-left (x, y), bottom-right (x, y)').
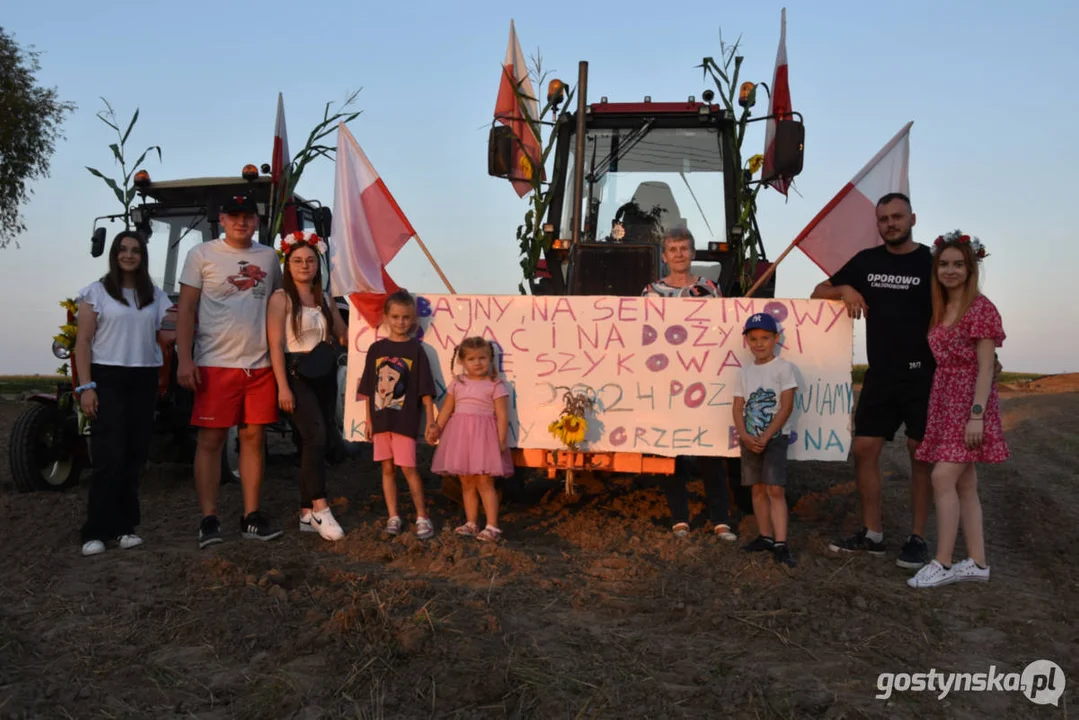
top-left (744, 238), bottom-right (799, 298)
top-left (411, 233), bottom-right (456, 294)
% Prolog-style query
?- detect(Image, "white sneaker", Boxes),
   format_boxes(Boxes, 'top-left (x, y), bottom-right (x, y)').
top-left (951, 558), bottom-right (990, 583)
top-left (299, 510), bottom-right (316, 533)
top-left (310, 508), bottom-right (345, 541)
top-left (117, 534), bottom-right (143, 549)
top-left (82, 540), bottom-right (106, 556)
top-left (907, 559), bottom-right (958, 589)
top-left (714, 524), bottom-right (737, 542)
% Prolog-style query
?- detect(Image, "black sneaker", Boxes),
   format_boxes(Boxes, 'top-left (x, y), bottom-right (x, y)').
top-left (742, 535), bottom-right (775, 553)
top-left (828, 527), bottom-right (886, 556)
top-left (197, 515), bottom-right (223, 549)
top-left (896, 534), bottom-right (931, 570)
top-left (240, 510), bottom-right (284, 541)
top-left (773, 543), bottom-right (797, 568)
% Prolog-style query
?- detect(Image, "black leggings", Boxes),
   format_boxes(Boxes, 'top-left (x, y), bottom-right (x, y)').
top-left (289, 371), bottom-right (339, 508)
top-left (82, 364), bottom-right (158, 542)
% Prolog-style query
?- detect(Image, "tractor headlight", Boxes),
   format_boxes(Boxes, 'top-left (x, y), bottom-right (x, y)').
top-left (52, 340), bottom-right (71, 359)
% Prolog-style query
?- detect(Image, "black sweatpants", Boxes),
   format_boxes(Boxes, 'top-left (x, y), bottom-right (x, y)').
top-left (289, 370), bottom-right (339, 508)
top-left (662, 456), bottom-right (733, 527)
top-left (81, 364), bottom-right (158, 542)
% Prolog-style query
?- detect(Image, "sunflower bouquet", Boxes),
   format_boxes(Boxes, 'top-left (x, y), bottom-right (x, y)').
top-left (547, 389), bottom-right (595, 495)
top-left (54, 298), bottom-right (79, 376)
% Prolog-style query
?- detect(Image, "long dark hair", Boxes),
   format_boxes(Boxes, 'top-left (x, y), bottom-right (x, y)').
top-left (102, 230), bottom-right (155, 308)
top-left (282, 244), bottom-right (333, 339)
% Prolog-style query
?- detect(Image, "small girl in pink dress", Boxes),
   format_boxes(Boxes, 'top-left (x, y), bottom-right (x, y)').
top-left (427, 337), bottom-right (513, 542)
top-left (909, 230), bottom-right (1008, 589)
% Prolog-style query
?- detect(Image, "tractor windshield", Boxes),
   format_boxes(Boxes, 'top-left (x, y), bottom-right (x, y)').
top-left (562, 125), bottom-right (727, 248)
top-left (147, 214), bottom-right (212, 296)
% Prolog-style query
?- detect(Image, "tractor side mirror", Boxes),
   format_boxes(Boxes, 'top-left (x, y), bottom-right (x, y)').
top-left (487, 125), bottom-right (515, 178)
top-left (769, 119), bottom-right (805, 180)
top-left (316, 206), bottom-right (333, 239)
top-left (90, 227), bottom-right (107, 258)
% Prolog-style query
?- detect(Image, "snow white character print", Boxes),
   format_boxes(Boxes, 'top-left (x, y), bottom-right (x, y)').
top-left (374, 356), bottom-right (411, 411)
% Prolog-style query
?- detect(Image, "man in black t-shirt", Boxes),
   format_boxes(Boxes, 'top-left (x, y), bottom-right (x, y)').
top-left (811, 193), bottom-right (933, 570)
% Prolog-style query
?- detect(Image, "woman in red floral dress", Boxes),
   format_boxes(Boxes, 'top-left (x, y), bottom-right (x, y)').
top-left (908, 230), bottom-right (1008, 589)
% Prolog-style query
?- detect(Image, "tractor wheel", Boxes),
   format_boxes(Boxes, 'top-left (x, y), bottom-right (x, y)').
top-left (9, 403), bottom-right (84, 492)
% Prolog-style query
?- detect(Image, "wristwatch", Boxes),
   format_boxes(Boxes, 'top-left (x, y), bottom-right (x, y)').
top-left (970, 403), bottom-right (984, 417)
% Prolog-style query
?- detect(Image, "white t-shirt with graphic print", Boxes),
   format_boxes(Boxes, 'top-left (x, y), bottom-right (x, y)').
top-left (179, 239), bottom-right (282, 368)
top-left (734, 357), bottom-right (799, 436)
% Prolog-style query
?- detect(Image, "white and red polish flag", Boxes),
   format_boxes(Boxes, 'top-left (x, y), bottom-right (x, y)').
top-left (762, 8), bottom-right (793, 195)
top-left (494, 19), bottom-right (543, 197)
top-left (795, 122), bottom-right (913, 276)
top-left (272, 92), bottom-right (299, 237)
top-left (328, 123), bottom-right (412, 327)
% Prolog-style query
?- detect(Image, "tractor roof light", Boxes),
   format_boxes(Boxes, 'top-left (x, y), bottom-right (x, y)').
top-left (547, 79), bottom-right (566, 107)
top-left (738, 82), bottom-right (756, 108)
top-left (260, 163), bottom-right (272, 174)
top-left (242, 164), bottom-right (259, 181)
top-left (133, 170), bottom-right (151, 189)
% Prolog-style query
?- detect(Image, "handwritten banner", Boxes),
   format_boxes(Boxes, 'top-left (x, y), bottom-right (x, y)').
top-left (345, 296), bottom-right (854, 461)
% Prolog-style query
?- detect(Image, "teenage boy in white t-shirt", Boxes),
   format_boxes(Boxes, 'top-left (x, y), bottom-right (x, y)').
top-left (176, 194), bottom-right (283, 548)
top-left (732, 313), bottom-right (799, 567)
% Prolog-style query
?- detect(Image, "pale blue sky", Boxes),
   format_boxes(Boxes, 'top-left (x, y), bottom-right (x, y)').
top-left (3, 0), bottom-right (1076, 373)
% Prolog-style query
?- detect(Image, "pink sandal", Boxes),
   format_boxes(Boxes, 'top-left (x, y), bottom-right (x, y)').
top-left (455, 522), bottom-right (479, 537)
top-left (476, 526), bottom-right (502, 543)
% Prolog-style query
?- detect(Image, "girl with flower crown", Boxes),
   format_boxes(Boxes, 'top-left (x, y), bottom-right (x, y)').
top-left (268, 231), bottom-right (349, 541)
top-left (907, 231), bottom-right (1008, 589)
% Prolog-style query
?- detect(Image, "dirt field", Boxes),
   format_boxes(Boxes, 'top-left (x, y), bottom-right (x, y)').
top-left (1, 385), bottom-right (1077, 719)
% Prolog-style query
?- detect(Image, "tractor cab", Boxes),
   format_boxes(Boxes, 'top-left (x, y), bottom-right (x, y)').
top-left (490, 62), bottom-right (804, 299)
top-left (88, 168), bottom-right (332, 296)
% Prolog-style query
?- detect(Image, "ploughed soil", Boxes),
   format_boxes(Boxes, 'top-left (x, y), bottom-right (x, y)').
top-left (1, 385), bottom-right (1077, 719)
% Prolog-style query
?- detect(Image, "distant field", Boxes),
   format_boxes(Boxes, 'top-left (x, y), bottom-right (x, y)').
top-left (851, 365), bottom-right (1044, 385)
top-left (0, 375), bottom-right (68, 395)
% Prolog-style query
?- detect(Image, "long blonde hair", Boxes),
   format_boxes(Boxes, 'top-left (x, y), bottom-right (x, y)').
top-left (930, 238), bottom-right (981, 328)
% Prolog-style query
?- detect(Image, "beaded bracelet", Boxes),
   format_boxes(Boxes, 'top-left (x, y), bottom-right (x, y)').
top-left (74, 381), bottom-right (97, 394)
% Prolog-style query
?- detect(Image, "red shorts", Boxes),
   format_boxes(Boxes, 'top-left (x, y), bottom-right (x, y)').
top-left (191, 366), bottom-right (278, 428)
top-left (373, 432), bottom-right (417, 467)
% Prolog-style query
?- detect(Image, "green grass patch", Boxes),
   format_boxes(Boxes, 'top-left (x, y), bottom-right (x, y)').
top-left (0, 375), bottom-right (68, 395)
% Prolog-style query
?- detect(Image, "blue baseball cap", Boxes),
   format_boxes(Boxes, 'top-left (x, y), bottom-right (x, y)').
top-left (743, 312), bottom-right (779, 335)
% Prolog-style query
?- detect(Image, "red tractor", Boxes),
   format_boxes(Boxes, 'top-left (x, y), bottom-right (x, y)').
top-left (8, 168), bottom-right (351, 492)
top-left (487, 61), bottom-right (804, 493)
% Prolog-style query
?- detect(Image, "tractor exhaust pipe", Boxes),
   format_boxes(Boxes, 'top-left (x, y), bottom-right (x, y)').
top-left (571, 61), bottom-right (588, 246)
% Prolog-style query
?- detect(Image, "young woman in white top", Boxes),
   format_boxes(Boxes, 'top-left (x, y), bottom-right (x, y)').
top-left (268, 233), bottom-right (348, 540)
top-left (74, 230), bottom-right (173, 556)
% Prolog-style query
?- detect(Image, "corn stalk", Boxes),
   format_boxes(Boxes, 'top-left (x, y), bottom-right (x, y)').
top-left (698, 34), bottom-right (769, 294)
top-left (514, 53), bottom-right (574, 294)
top-left (269, 89), bottom-right (363, 240)
top-left (85, 98), bottom-right (161, 227)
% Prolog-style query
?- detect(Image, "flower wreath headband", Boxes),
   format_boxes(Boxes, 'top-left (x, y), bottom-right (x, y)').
top-left (933, 229), bottom-right (989, 260)
top-left (279, 230), bottom-right (328, 258)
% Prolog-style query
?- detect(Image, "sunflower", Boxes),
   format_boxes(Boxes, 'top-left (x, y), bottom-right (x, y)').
top-left (747, 154), bottom-right (764, 175)
top-left (560, 415), bottom-right (587, 445)
top-left (548, 418), bottom-right (565, 442)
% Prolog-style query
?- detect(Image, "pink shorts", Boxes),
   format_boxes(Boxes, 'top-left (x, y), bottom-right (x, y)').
top-left (373, 432), bottom-right (417, 467)
top-left (191, 366), bottom-right (278, 428)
